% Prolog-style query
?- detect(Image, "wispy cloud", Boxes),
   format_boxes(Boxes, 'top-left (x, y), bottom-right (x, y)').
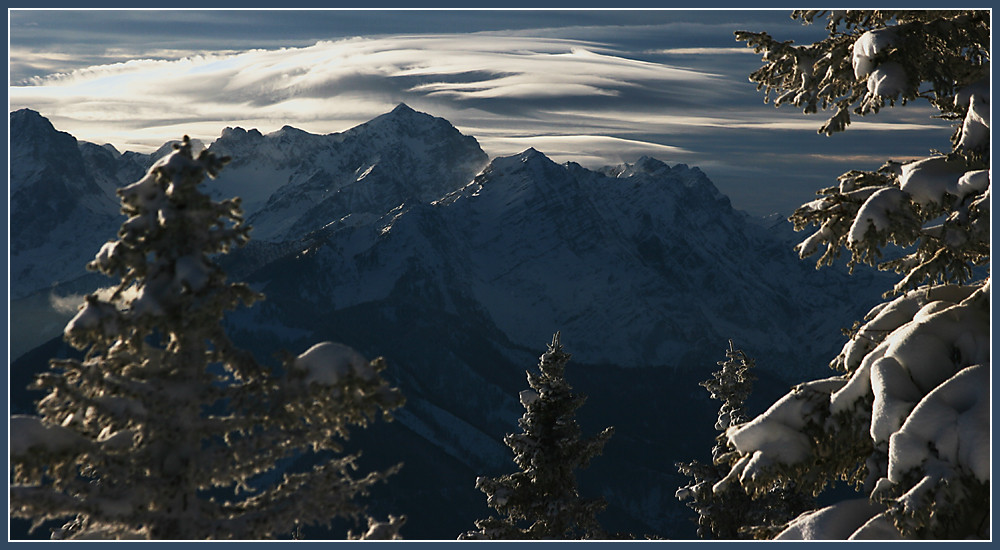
top-left (10, 33), bottom-right (740, 159)
top-left (647, 47), bottom-right (756, 55)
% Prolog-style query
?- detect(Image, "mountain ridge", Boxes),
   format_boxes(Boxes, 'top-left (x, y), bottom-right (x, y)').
top-left (9, 106), bottom-right (891, 376)
top-left (9, 106), bottom-right (893, 539)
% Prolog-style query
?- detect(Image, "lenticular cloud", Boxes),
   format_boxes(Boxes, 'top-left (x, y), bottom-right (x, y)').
top-left (10, 34), bottom-right (720, 138)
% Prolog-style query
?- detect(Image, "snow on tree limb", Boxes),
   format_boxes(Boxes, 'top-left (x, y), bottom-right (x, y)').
top-left (726, 10), bottom-right (989, 540)
top-left (10, 415), bottom-right (90, 457)
top-left (293, 341), bottom-right (375, 386)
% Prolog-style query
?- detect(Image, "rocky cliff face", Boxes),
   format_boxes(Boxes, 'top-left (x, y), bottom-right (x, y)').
top-left (9, 110), bottom-right (125, 298)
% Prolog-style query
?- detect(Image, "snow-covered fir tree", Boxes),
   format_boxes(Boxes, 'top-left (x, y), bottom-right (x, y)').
top-left (716, 10), bottom-right (989, 539)
top-left (461, 332), bottom-right (615, 540)
top-left (9, 138), bottom-right (405, 539)
top-left (676, 342), bottom-right (812, 539)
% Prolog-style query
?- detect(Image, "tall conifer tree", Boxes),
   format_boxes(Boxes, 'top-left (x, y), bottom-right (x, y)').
top-left (10, 138), bottom-right (404, 539)
top-left (676, 342), bottom-right (812, 539)
top-left (717, 11), bottom-right (989, 539)
top-left (462, 333), bottom-right (614, 540)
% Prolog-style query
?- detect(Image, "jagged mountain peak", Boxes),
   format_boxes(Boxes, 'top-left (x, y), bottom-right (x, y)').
top-left (10, 109), bottom-right (83, 182)
top-left (11, 108), bottom-right (57, 132)
top-left (598, 156), bottom-right (726, 204)
top-left (220, 126), bottom-right (264, 141)
top-left (631, 155), bottom-right (671, 175)
top-left (268, 124), bottom-right (312, 140)
top-left (457, 148), bottom-right (579, 208)
top-left (391, 102), bottom-right (417, 115)
top-left (602, 155), bottom-right (672, 179)
top-left (208, 124), bottom-right (319, 171)
top-left (486, 147), bottom-right (561, 175)
top-left (98, 143), bottom-right (122, 157)
top-left (350, 103), bottom-right (464, 141)
top-left (10, 108), bottom-right (78, 152)
top-left (367, 102), bottom-right (428, 126)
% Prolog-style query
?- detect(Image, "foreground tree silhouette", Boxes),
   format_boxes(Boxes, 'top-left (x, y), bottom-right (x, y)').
top-left (718, 11), bottom-right (989, 539)
top-left (676, 342), bottom-right (812, 539)
top-left (9, 138), bottom-right (405, 539)
top-left (461, 333), bottom-right (614, 540)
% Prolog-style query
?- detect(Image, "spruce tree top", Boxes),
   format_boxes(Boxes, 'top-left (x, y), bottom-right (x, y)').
top-left (463, 333), bottom-right (614, 540)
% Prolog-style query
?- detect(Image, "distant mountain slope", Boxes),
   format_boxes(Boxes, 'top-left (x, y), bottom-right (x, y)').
top-left (239, 146), bottom-right (887, 376)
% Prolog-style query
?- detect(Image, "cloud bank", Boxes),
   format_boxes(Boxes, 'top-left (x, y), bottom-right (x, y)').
top-left (10, 33), bottom-right (735, 153)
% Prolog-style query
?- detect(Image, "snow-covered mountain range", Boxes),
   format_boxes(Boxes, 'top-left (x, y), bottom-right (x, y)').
top-left (8, 106), bottom-right (891, 538)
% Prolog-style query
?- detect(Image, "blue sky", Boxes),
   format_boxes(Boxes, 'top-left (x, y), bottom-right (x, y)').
top-left (9, 9), bottom-right (950, 216)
